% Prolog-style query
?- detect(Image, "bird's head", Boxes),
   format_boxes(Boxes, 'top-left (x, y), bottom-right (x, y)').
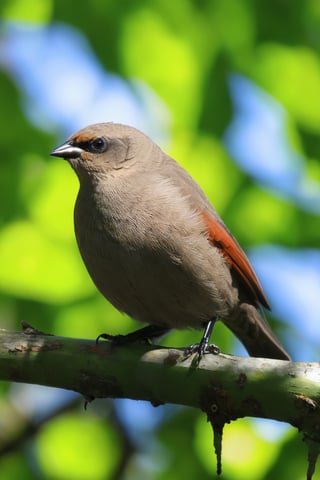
top-left (51, 122), bottom-right (155, 179)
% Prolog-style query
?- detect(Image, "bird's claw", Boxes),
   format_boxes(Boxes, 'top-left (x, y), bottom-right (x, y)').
top-left (184, 342), bottom-right (220, 361)
top-left (96, 333), bottom-right (131, 345)
top-left (206, 344), bottom-right (220, 355)
top-left (96, 325), bottom-right (169, 346)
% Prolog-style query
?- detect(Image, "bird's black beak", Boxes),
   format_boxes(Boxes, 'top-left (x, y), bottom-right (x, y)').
top-left (50, 142), bottom-right (84, 159)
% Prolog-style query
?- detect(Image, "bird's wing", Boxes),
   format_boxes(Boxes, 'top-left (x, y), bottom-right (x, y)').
top-left (162, 155), bottom-right (270, 309)
top-left (200, 211), bottom-right (270, 309)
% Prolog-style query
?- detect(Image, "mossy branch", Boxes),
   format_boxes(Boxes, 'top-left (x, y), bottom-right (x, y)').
top-left (0, 328), bottom-right (320, 478)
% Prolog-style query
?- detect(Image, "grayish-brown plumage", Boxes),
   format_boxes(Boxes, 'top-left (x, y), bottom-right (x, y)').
top-left (51, 123), bottom-right (290, 360)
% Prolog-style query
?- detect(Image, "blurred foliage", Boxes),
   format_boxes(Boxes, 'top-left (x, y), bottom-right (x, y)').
top-left (36, 412), bottom-right (122, 479)
top-left (0, 0), bottom-right (320, 479)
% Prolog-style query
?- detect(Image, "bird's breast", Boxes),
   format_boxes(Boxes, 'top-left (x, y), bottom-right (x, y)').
top-left (73, 179), bottom-right (239, 327)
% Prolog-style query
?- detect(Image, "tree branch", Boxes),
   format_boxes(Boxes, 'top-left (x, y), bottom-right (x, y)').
top-left (1, 328), bottom-right (320, 477)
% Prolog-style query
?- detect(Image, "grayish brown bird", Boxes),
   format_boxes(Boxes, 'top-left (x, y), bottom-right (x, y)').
top-left (51, 123), bottom-right (290, 361)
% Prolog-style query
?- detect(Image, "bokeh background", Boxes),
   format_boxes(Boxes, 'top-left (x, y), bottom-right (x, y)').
top-left (1, 1), bottom-right (320, 479)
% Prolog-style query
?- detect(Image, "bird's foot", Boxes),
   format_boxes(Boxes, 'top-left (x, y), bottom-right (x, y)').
top-left (96, 332), bottom-right (130, 345)
top-left (184, 342), bottom-right (220, 359)
top-left (184, 318), bottom-right (219, 364)
top-left (96, 325), bottom-right (169, 346)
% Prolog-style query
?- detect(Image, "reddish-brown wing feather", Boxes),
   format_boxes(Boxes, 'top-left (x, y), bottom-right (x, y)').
top-left (201, 211), bottom-right (270, 310)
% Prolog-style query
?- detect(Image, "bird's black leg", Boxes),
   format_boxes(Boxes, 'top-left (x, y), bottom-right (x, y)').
top-left (198, 319), bottom-right (219, 357)
top-left (96, 324), bottom-right (170, 345)
top-left (185, 318), bottom-right (220, 361)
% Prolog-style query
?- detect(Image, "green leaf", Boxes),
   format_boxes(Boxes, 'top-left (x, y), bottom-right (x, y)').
top-left (0, 221), bottom-right (93, 303)
top-left (36, 412), bottom-right (121, 480)
top-left (3, 0), bottom-right (52, 23)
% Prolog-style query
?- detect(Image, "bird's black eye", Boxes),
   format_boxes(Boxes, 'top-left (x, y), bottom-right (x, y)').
top-left (89, 137), bottom-right (108, 153)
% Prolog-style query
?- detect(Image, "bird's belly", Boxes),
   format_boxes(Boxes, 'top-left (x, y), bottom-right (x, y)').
top-left (76, 227), bottom-right (239, 329)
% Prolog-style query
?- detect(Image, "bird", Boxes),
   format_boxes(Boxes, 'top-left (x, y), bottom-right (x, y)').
top-left (51, 122), bottom-right (290, 361)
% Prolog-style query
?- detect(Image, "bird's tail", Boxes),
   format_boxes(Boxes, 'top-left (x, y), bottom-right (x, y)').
top-left (224, 303), bottom-right (291, 360)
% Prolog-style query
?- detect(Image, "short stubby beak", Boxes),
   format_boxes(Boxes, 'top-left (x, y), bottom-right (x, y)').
top-left (50, 142), bottom-right (84, 159)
